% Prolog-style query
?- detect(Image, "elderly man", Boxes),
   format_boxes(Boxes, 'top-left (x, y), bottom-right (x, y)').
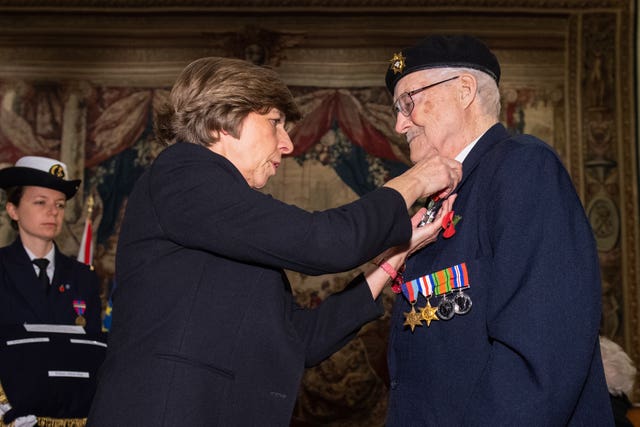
top-left (384, 35), bottom-right (613, 426)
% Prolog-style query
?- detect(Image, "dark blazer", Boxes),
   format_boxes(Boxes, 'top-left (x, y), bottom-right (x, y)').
top-left (88, 142), bottom-right (411, 427)
top-left (0, 238), bottom-right (101, 335)
top-left (386, 123), bottom-right (613, 426)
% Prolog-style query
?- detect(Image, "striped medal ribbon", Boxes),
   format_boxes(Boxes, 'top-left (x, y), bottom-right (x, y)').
top-left (405, 262), bottom-right (472, 322)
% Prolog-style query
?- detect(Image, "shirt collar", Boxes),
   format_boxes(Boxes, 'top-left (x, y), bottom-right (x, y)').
top-left (24, 245), bottom-right (55, 265)
top-left (454, 136), bottom-right (480, 163)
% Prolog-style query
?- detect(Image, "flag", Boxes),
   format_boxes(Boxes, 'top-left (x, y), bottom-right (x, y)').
top-left (102, 280), bottom-right (116, 332)
top-left (77, 216), bottom-right (93, 265)
top-left (78, 194), bottom-right (94, 266)
top-left (102, 296), bottom-right (113, 332)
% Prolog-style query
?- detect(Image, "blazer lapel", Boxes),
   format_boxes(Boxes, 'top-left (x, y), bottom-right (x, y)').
top-left (454, 123), bottom-right (511, 194)
top-left (3, 239), bottom-right (52, 322)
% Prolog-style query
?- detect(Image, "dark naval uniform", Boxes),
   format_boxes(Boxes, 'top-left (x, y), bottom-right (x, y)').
top-left (0, 238), bottom-right (101, 334)
top-left (0, 238), bottom-right (103, 424)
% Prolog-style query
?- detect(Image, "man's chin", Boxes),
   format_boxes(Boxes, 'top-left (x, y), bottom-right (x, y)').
top-left (410, 148), bottom-right (433, 163)
top-left (413, 144), bottom-right (441, 161)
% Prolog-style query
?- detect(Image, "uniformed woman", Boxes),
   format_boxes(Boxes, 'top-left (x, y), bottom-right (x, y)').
top-left (0, 156), bottom-right (102, 427)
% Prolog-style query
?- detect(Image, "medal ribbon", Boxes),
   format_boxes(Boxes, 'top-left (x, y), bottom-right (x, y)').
top-left (73, 300), bottom-right (86, 316)
top-left (400, 281), bottom-right (419, 304)
top-left (405, 262), bottom-right (470, 298)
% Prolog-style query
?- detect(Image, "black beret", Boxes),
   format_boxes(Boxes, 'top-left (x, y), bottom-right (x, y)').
top-left (0, 156), bottom-right (80, 199)
top-left (385, 34), bottom-right (501, 93)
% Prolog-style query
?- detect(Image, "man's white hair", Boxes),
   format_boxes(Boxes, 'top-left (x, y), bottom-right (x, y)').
top-left (421, 67), bottom-right (501, 120)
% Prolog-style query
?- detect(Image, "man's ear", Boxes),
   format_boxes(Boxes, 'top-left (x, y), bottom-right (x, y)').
top-left (458, 74), bottom-right (477, 109)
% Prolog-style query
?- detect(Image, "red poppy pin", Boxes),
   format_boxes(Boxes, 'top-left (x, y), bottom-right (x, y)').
top-left (442, 211), bottom-right (462, 238)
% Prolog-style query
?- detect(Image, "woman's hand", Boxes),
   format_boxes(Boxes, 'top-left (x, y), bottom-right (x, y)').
top-left (365, 195), bottom-right (457, 299)
top-left (384, 156), bottom-right (462, 209)
top-left (391, 194), bottom-right (457, 262)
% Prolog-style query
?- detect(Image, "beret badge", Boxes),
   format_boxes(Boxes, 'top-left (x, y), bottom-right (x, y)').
top-left (49, 164), bottom-right (66, 179)
top-left (389, 52), bottom-right (406, 74)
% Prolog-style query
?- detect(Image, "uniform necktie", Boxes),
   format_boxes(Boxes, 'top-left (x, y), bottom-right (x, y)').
top-left (32, 258), bottom-right (50, 292)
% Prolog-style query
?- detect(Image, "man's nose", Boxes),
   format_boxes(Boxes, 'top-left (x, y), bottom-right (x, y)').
top-left (395, 111), bottom-right (413, 135)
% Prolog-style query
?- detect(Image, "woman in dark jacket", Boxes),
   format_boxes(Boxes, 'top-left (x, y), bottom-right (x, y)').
top-left (88, 56), bottom-right (461, 426)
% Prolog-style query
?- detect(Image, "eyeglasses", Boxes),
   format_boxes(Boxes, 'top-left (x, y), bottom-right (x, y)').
top-left (392, 76), bottom-right (460, 116)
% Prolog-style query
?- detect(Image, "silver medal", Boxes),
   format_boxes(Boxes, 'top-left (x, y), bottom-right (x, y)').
top-left (453, 291), bottom-right (472, 315)
top-left (436, 296), bottom-right (455, 320)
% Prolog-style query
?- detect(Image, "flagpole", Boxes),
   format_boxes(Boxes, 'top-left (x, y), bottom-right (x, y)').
top-left (87, 194), bottom-right (94, 270)
top-left (87, 194), bottom-right (94, 217)
top-left (78, 194), bottom-right (94, 268)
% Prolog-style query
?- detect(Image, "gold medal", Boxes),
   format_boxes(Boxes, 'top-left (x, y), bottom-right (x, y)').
top-left (75, 315), bottom-right (86, 327)
top-left (420, 301), bottom-right (439, 326)
top-left (403, 305), bottom-right (423, 332)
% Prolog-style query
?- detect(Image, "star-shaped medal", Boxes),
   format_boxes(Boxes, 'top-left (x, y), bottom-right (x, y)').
top-left (403, 306), bottom-right (423, 332)
top-left (420, 301), bottom-right (439, 326)
top-left (389, 52), bottom-right (406, 74)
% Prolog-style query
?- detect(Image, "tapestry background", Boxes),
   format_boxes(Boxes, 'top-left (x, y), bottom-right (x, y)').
top-left (0, 1), bottom-right (636, 425)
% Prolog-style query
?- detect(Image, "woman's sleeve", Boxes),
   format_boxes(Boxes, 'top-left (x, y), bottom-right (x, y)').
top-left (149, 154), bottom-right (411, 275)
top-left (289, 273), bottom-right (384, 366)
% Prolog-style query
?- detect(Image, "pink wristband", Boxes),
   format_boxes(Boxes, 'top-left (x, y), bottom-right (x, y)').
top-left (378, 261), bottom-right (398, 280)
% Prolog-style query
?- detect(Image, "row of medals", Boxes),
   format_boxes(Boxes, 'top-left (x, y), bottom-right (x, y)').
top-left (404, 290), bottom-right (472, 331)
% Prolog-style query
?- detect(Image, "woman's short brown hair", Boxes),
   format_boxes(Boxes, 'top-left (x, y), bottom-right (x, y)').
top-left (155, 57), bottom-right (302, 147)
top-left (4, 186), bottom-right (23, 230)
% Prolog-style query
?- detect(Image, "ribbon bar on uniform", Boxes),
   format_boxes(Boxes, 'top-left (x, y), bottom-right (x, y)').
top-left (405, 262), bottom-right (470, 298)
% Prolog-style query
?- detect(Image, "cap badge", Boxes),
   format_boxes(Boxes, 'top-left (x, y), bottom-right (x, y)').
top-left (389, 52), bottom-right (406, 74)
top-left (49, 164), bottom-right (65, 179)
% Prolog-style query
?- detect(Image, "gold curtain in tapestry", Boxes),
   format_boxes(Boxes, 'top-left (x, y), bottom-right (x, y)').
top-left (0, 85), bottom-right (157, 168)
